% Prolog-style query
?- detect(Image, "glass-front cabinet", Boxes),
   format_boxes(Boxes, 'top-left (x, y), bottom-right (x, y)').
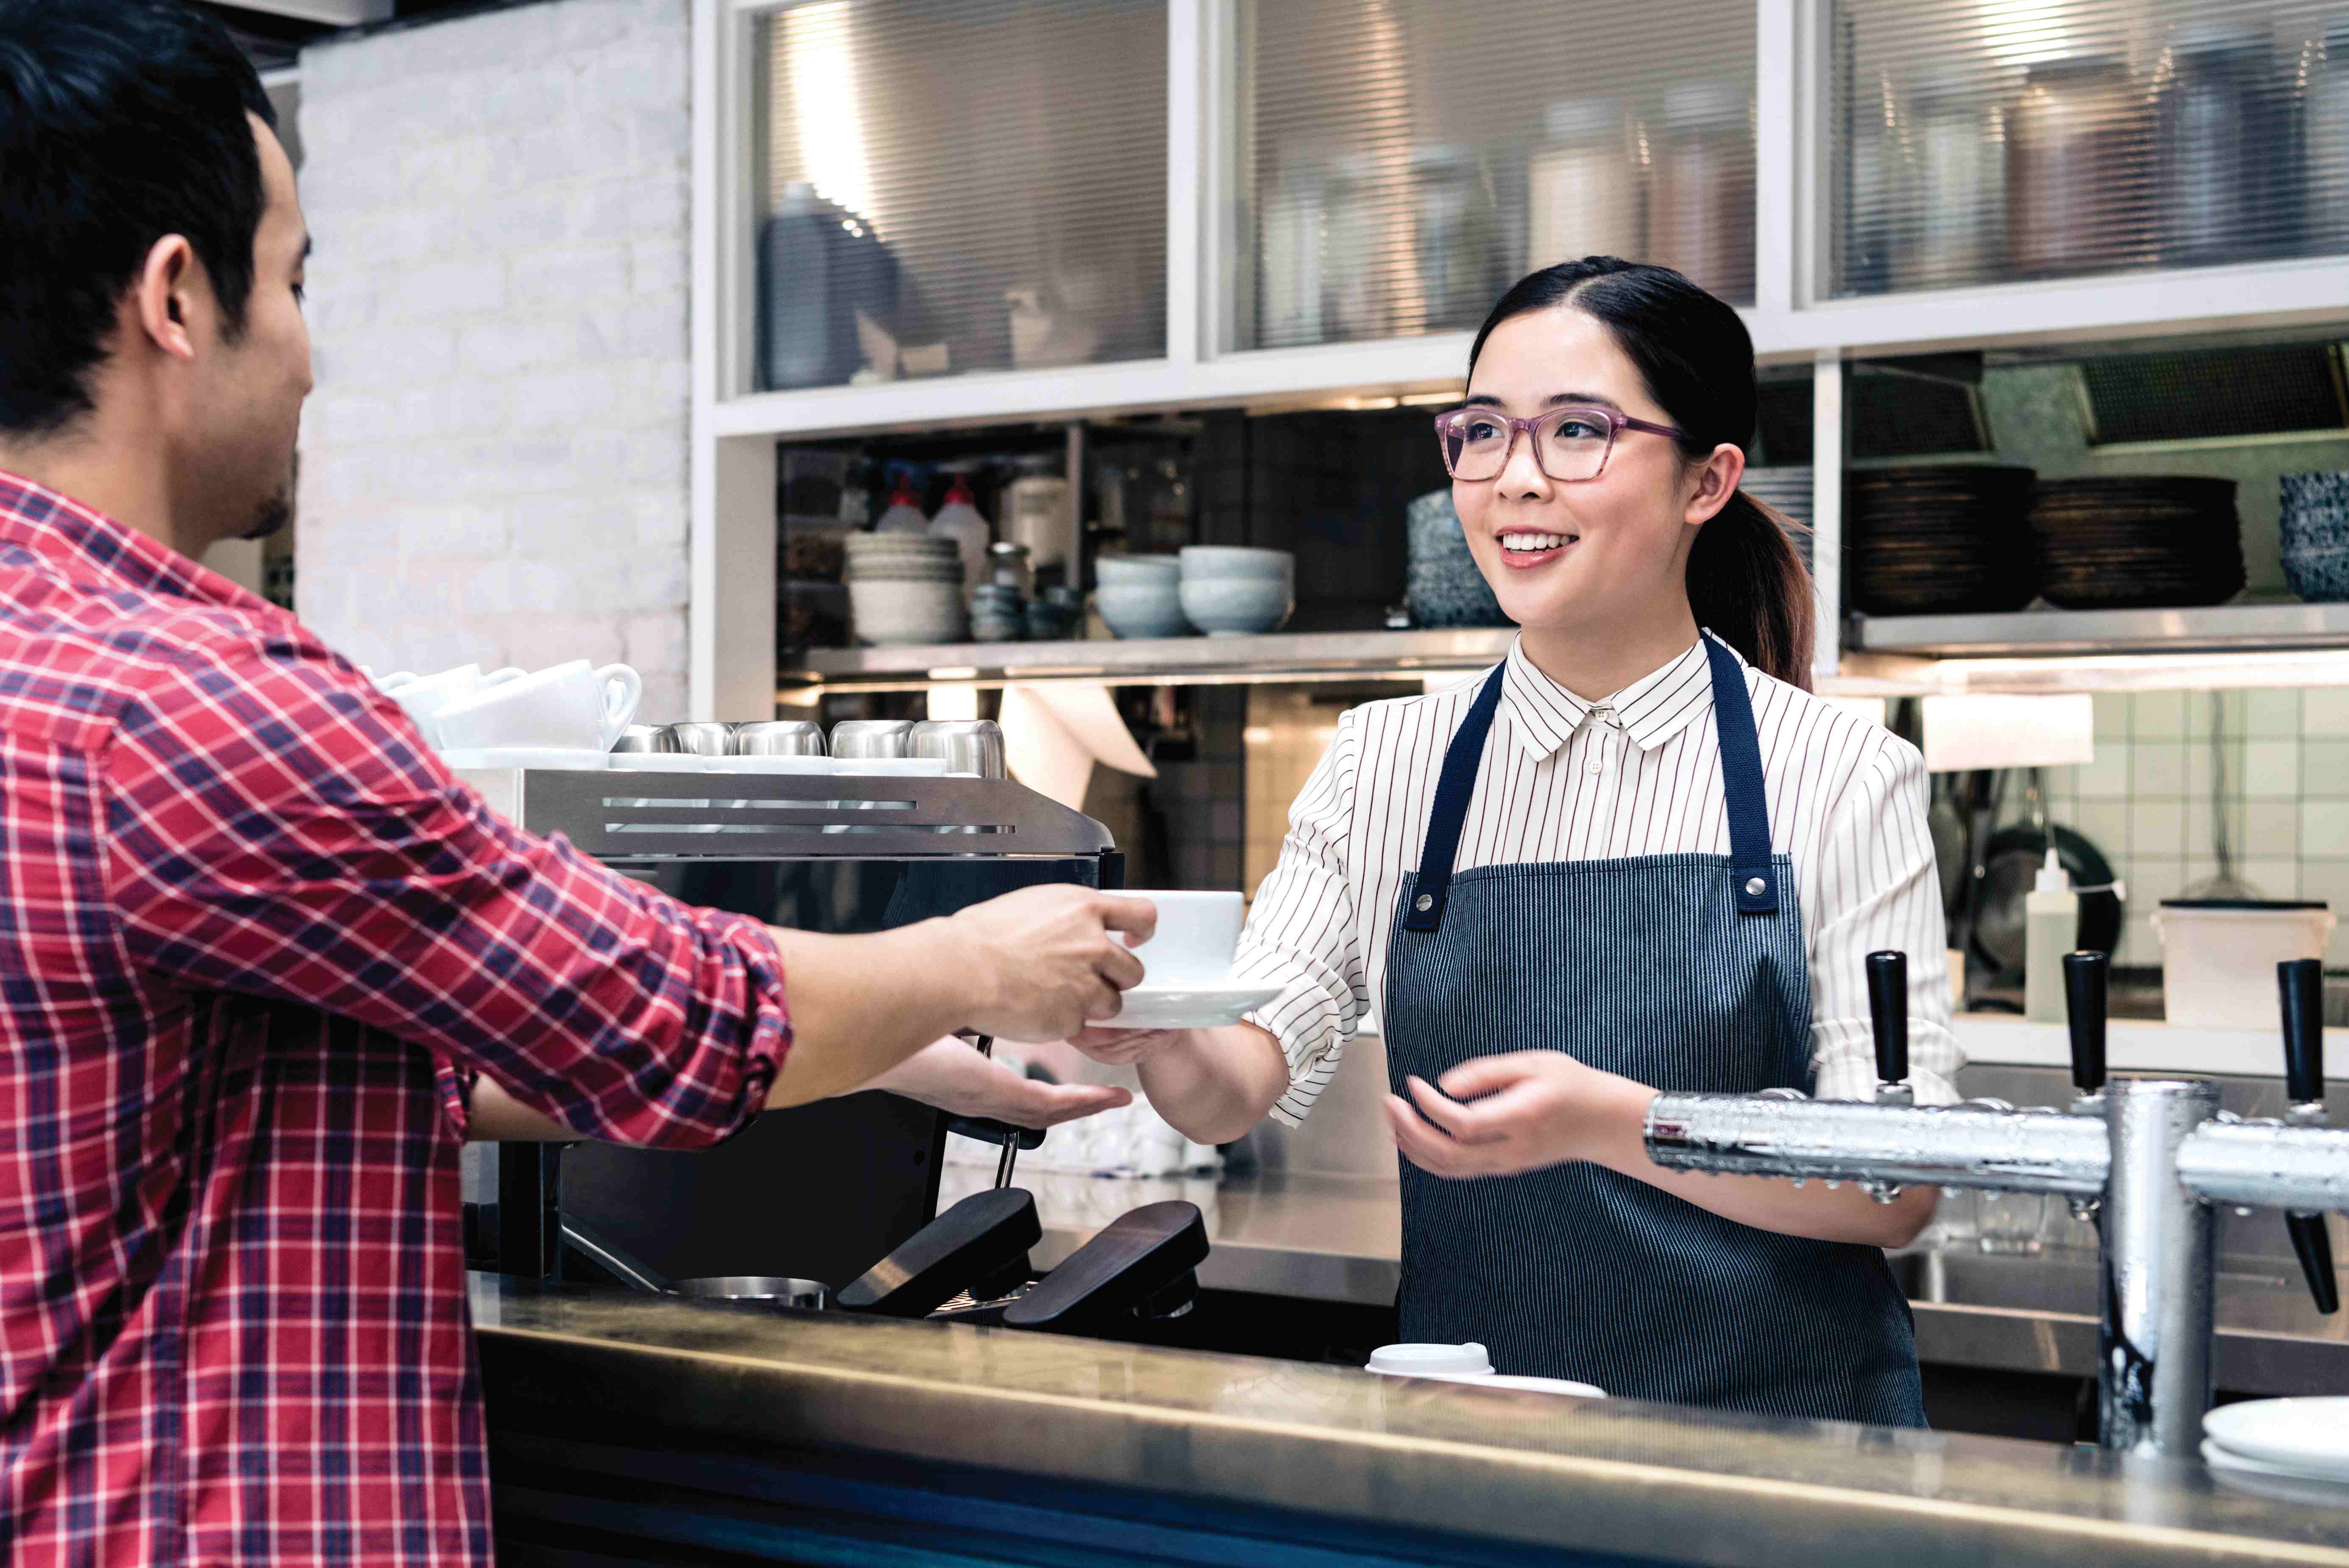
top-left (1831, 0), bottom-right (2349, 298)
top-left (743, 0), bottom-right (1167, 394)
top-left (1231, 0), bottom-right (1758, 352)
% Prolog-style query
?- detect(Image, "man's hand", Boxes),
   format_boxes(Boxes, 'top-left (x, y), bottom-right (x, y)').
top-left (1383, 1052), bottom-right (1654, 1179)
top-left (864, 1037), bottom-right (1132, 1128)
top-left (944, 886), bottom-right (1157, 1042)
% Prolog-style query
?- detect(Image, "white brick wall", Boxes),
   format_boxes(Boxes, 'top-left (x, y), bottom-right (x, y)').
top-left (294, 0), bottom-right (692, 722)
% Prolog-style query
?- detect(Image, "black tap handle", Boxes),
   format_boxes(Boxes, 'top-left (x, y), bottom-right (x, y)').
top-left (2064, 951), bottom-right (2109, 1096)
top-left (2279, 959), bottom-right (2326, 1106)
top-left (835, 1188), bottom-right (1040, 1318)
top-left (1002, 1201), bottom-right (1207, 1331)
top-left (1866, 951), bottom-right (1908, 1087)
top-left (2288, 1214), bottom-right (2340, 1317)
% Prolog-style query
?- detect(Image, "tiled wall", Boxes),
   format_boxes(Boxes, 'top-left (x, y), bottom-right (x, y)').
top-left (1997, 688), bottom-right (2349, 966)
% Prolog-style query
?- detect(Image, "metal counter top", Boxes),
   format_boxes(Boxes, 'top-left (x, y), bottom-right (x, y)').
top-left (1015, 1170), bottom-right (2349, 1396)
top-left (470, 1275), bottom-right (2349, 1568)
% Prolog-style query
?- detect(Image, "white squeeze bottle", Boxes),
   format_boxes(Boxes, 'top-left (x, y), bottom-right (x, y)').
top-left (2024, 847), bottom-right (2078, 1024)
top-left (927, 474), bottom-right (992, 602)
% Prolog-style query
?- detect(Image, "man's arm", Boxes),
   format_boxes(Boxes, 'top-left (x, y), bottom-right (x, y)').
top-left (469, 1035), bottom-right (1132, 1141)
top-left (103, 638), bottom-right (1150, 1150)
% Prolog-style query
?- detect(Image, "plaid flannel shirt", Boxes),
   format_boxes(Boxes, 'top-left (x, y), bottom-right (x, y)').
top-left (0, 472), bottom-right (790, 1565)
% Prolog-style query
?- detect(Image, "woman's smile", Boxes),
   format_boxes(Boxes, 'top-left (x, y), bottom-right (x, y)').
top-left (1496, 528), bottom-right (1580, 566)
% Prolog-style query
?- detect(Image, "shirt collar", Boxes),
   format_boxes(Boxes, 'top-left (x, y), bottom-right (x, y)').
top-left (0, 468), bottom-right (263, 612)
top-left (1500, 634), bottom-right (1728, 760)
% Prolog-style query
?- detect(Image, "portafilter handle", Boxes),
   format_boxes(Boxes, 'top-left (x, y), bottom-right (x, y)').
top-left (2276, 958), bottom-right (2338, 1316)
top-left (2065, 950), bottom-right (2109, 1101)
top-left (1865, 951), bottom-right (1910, 1105)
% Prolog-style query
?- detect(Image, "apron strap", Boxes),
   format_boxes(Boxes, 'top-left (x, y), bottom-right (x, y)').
top-left (1703, 635), bottom-right (1779, 916)
top-left (1403, 640), bottom-right (1778, 932)
top-left (1399, 664), bottom-right (1506, 933)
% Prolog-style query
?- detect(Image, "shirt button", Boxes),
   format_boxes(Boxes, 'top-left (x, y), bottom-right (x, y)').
top-left (1586, 757), bottom-right (1603, 775)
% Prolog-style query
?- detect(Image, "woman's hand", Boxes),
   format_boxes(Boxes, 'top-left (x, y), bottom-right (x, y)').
top-left (1384, 1052), bottom-right (1656, 1179)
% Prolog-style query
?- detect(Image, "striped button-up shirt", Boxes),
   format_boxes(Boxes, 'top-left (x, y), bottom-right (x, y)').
top-left (1236, 636), bottom-right (1961, 1125)
top-left (0, 472), bottom-right (790, 1567)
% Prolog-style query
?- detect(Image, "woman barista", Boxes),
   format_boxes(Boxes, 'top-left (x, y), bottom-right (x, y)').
top-left (1074, 258), bottom-right (1961, 1425)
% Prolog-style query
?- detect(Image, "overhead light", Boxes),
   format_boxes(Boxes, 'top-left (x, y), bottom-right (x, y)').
top-left (925, 666), bottom-right (980, 681)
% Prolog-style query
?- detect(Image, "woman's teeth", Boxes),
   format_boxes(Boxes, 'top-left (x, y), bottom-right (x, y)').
top-left (1500, 532), bottom-right (1575, 554)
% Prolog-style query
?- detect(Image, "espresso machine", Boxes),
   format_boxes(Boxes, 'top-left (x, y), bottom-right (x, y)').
top-left (459, 724), bottom-right (1206, 1335)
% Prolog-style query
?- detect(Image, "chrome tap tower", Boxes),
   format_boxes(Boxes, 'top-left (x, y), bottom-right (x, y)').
top-left (1644, 952), bottom-right (2344, 1457)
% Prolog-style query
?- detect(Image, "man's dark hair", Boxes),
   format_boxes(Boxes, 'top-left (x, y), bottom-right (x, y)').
top-left (0, 0), bottom-right (279, 437)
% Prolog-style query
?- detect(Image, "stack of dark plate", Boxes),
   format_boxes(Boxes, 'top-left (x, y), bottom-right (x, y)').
top-left (1847, 466), bottom-right (2038, 615)
top-left (2027, 476), bottom-right (2244, 610)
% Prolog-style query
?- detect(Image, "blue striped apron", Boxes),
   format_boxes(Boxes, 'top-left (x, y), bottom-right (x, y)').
top-left (1383, 636), bottom-right (1927, 1426)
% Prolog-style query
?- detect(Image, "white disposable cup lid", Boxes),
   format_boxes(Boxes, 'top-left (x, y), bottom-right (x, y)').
top-left (1366, 1342), bottom-right (1493, 1377)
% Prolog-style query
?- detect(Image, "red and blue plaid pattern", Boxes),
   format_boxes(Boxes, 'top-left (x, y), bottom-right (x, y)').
top-left (0, 472), bottom-right (789, 1565)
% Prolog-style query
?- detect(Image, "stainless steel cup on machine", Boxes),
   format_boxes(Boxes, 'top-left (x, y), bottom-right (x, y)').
top-left (1642, 949), bottom-right (2348, 1457)
top-left (611, 724), bottom-right (677, 755)
top-left (829, 719), bottom-right (915, 760)
top-left (663, 721), bottom-right (737, 758)
top-left (908, 718), bottom-right (1007, 779)
top-left (734, 720), bottom-right (827, 757)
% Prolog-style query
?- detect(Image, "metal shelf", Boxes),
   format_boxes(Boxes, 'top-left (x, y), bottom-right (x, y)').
top-left (1851, 602), bottom-right (2349, 658)
top-left (780, 628), bottom-right (1519, 693)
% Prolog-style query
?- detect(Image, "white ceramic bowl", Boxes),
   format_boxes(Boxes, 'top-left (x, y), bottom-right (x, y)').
top-left (1096, 583), bottom-right (1193, 639)
top-left (1179, 576), bottom-right (1292, 637)
top-left (1180, 545), bottom-right (1295, 582)
top-left (850, 580), bottom-right (968, 646)
top-left (1094, 553), bottom-right (1184, 585)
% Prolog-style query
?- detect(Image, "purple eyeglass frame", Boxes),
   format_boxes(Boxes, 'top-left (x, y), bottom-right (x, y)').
top-left (1433, 404), bottom-right (1689, 483)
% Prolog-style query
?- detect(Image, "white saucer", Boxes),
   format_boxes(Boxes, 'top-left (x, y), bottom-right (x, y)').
top-left (440, 747), bottom-right (609, 771)
top-left (2202, 1440), bottom-right (2349, 1507)
top-left (2203, 1399), bottom-right (2349, 1480)
top-left (1108, 980), bottom-right (1282, 1030)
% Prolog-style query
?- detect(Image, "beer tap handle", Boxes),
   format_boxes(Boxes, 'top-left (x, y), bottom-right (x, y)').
top-left (2276, 958), bottom-right (2338, 1316)
top-left (2280, 959), bottom-right (2325, 1109)
top-left (2064, 951), bottom-right (2108, 1100)
top-left (1866, 951), bottom-right (1909, 1104)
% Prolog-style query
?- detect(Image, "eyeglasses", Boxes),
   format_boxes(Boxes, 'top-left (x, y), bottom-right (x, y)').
top-left (1433, 404), bottom-right (1688, 483)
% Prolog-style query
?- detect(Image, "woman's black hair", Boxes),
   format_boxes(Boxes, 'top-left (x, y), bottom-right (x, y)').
top-left (1466, 257), bottom-right (1814, 688)
top-left (0, 0), bottom-right (278, 438)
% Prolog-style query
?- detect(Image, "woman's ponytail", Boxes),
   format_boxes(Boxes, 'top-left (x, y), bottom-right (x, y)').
top-left (1469, 258), bottom-right (1812, 687)
top-left (1687, 490), bottom-right (1814, 690)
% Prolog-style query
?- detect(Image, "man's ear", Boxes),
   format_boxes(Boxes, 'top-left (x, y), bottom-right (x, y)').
top-left (130, 235), bottom-right (202, 364)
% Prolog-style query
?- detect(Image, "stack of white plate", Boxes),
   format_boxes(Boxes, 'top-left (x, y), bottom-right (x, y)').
top-left (1742, 466), bottom-right (1816, 575)
top-left (845, 533), bottom-right (968, 647)
top-left (2202, 1398), bottom-right (2349, 1501)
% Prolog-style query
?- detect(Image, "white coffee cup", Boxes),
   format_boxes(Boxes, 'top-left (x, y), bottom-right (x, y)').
top-left (380, 663), bottom-right (526, 747)
top-left (1125, 890), bottom-right (1245, 985)
top-left (433, 659), bottom-right (642, 752)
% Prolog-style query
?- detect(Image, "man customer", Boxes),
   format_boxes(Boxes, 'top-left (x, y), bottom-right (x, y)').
top-left (0, 3), bottom-right (1146, 1562)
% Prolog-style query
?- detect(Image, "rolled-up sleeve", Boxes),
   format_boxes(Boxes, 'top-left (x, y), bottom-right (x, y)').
top-left (100, 641), bottom-right (787, 1149)
top-left (1805, 736), bottom-right (1964, 1107)
top-left (1233, 709), bottom-right (1367, 1125)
